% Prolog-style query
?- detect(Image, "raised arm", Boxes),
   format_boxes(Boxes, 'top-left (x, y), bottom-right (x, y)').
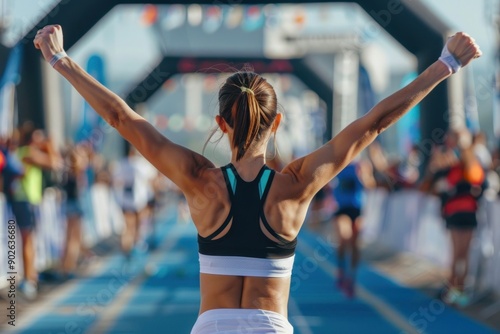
top-left (282, 32), bottom-right (482, 199)
top-left (33, 25), bottom-right (214, 194)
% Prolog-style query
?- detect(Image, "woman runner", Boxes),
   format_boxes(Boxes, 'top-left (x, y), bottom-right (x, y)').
top-left (34, 26), bottom-right (481, 333)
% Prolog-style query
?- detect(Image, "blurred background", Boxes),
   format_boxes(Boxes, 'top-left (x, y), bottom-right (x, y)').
top-left (0, 0), bottom-right (500, 333)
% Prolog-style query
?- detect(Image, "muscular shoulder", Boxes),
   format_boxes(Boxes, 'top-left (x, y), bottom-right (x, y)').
top-left (178, 155), bottom-right (218, 194)
top-left (197, 166), bottom-right (226, 190)
top-left (185, 166), bottom-right (228, 204)
top-left (269, 168), bottom-right (309, 203)
top-left (278, 158), bottom-right (323, 202)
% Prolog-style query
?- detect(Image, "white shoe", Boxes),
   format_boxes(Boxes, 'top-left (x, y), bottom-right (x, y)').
top-left (455, 291), bottom-right (471, 307)
top-left (442, 287), bottom-right (460, 305)
top-left (20, 280), bottom-right (38, 301)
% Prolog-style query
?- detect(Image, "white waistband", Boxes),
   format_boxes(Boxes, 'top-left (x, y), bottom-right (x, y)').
top-left (191, 309), bottom-right (293, 334)
top-left (199, 253), bottom-right (294, 278)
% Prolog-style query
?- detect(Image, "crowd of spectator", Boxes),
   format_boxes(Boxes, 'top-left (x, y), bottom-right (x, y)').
top-left (367, 129), bottom-right (500, 199)
top-left (0, 122), bottom-right (171, 301)
top-left (309, 128), bottom-right (500, 306)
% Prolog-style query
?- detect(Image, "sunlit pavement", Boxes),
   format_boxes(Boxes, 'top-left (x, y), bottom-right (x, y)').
top-left (2, 206), bottom-right (499, 334)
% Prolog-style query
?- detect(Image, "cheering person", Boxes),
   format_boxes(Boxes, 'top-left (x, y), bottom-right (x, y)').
top-left (34, 26), bottom-right (481, 333)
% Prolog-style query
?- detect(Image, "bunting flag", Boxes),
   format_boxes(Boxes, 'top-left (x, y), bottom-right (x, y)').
top-left (0, 43), bottom-right (22, 138)
top-left (242, 6), bottom-right (264, 32)
top-left (225, 5), bottom-right (244, 29)
top-left (141, 4), bottom-right (158, 26)
top-left (202, 6), bottom-right (223, 33)
top-left (161, 5), bottom-right (185, 31)
top-left (264, 5), bottom-right (280, 28)
top-left (141, 4), bottom-right (274, 33)
top-left (187, 4), bottom-right (203, 26)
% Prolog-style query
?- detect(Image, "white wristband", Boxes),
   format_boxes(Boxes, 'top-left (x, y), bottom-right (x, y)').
top-left (49, 51), bottom-right (68, 67)
top-left (438, 46), bottom-right (461, 73)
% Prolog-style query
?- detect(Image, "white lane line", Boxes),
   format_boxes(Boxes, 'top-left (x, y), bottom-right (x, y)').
top-left (1, 203), bottom-right (181, 334)
top-left (288, 297), bottom-right (314, 334)
top-left (3, 258), bottom-right (109, 333)
top-left (88, 223), bottom-right (190, 334)
top-left (297, 239), bottom-right (421, 334)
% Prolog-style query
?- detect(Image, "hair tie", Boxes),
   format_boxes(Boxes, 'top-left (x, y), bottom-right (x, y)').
top-left (240, 86), bottom-right (255, 95)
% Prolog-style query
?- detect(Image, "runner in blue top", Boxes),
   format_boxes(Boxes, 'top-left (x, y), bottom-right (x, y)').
top-left (331, 160), bottom-right (375, 298)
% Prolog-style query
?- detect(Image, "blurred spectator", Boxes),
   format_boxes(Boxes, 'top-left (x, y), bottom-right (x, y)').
top-left (472, 132), bottom-right (492, 170)
top-left (472, 132), bottom-right (500, 200)
top-left (493, 140), bottom-right (500, 175)
top-left (92, 148), bottom-right (112, 187)
top-left (80, 143), bottom-right (98, 186)
top-left (169, 179), bottom-right (190, 224)
top-left (492, 142), bottom-right (500, 197)
top-left (4, 123), bottom-right (58, 299)
top-left (112, 146), bottom-right (156, 259)
top-left (140, 163), bottom-right (162, 251)
top-left (147, 170), bottom-right (170, 250)
top-left (1, 132), bottom-right (25, 206)
top-left (0, 137), bottom-right (7, 193)
top-left (0, 139), bottom-right (6, 172)
top-left (308, 185), bottom-right (329, 231)
top-left (75, 143), bottom-right (102, 262)
top-left (485, 166), bottom-right (500, 200)
top-left (425, 129), bottom-right (485, 307)
top-left (367, 141), bottom-right (396, 191)
top-left (368, 142), bottom-right (422, 191)
top-left (31, 128), bottom-right (63, 189)
top-left (330, 158), bottom-right (375, 298)
top-left (392, 144), bottom-right (422, 189)
top-left (59, 144), bottom-right (87, 279)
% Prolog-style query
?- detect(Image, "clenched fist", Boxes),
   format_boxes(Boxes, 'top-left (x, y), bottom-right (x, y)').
top-left (33, 25), bottom-right (65, 64)
top-left (446, 32), bottom-right (482, 68)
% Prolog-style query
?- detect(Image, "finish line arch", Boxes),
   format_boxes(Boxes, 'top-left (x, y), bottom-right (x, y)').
top-left (14, 0), bottom-right (454, 151)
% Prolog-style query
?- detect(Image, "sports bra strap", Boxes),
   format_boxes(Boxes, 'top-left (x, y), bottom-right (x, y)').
top-left (259, 168), bottom-right (275, 202)
top-left (200, 165), bottom-right (237, 241)
top-left (202, 209), bottom-right (233, 241)
top-left (221, 165), bottom-right (236, 198)
top-left (259, 169), bottom-right (272, 199)
top-left (198, 163), bottom-right (296, 259)
top-left (260, 214), bottom-right (295, 246)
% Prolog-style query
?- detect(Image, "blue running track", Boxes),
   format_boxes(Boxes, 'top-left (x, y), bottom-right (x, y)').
top-left (5, 207), bottom-right (499, 334)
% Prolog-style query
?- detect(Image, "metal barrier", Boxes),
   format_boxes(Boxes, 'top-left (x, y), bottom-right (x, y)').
top-left (483, 199), bottom-right (500, 296)
top-left (363, 189), bottom-right (500, 297)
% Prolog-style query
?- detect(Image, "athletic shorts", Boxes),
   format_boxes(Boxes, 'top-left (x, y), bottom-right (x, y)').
top-left (191, 309), bottom-right (293, 334)
top-left (334, 206), bottom-right (361, 222)
top-left (147, 197), bottom-right (156, 208)
top-left (10, 201), bottom-right (36, 231)
top-left (65, 200), bottom-right (83, 218)
top-left (121, 206), bottom-right (139, 214)
top-left (445, 212), bottom-right (477, 230)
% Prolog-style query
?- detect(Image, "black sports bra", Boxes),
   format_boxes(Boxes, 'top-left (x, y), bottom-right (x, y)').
top-left (197, 163), bottom-right (297, 259)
